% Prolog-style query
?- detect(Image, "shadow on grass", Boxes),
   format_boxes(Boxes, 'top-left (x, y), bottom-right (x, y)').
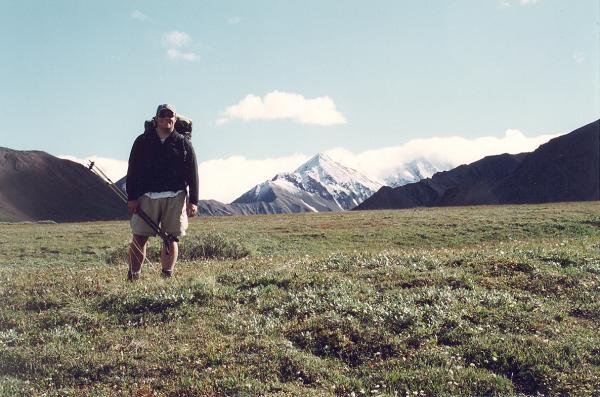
top-left (97, 280), bottom-right (214, 325)
top-left (285, 315), bottom-right (404, 367)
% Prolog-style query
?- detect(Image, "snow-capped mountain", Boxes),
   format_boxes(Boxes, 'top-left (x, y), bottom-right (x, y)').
top-left (233, 153), bottom-right (383, 212)
top-left (114, 153), bottom-right (446, 216)
top-left (383, 158), bottom-right (449, 187)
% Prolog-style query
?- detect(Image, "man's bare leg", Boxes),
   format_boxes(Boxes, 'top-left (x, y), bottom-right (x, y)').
top-left (160, 241), bottom-right (178, 277)
top-left (128, 235), bottom-right (149, 279)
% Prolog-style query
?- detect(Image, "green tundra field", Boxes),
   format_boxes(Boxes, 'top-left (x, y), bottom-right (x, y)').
top-left (1, 203), bottom-right (599, 396)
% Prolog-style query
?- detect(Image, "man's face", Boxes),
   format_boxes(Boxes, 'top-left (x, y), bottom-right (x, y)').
top-left (156, 109), bottom-right (176, 131)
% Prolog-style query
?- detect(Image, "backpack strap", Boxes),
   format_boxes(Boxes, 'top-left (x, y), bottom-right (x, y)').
top-left (172, 131), bottom-right (188, 163)
top-left (182, 136), bottom-right (187, 163)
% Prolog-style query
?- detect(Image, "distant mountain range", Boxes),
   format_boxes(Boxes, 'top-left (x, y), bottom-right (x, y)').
top-left (0, 147), bottom-right (127, 222)
top-left (4, 119), bottom-right (597, 222)
top-left (383, 158), bottom-right (446, 187)
top-left (118, 153), bottom-right (387, 215)
top-left (205, 154), bottom-right (448, 215)
top-left (356, 119), bottom-right (600, 210)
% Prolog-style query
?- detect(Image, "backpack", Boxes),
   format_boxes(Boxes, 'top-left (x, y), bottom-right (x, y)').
top-left (144, 115), bottom-right (193, 140)
top-left (143, 115), bottom-right (193, 162)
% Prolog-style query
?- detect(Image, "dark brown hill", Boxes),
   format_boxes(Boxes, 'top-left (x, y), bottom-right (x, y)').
top-left (493, 119), bottom-right (600, 203)
top-left (356, 119), bottom-right (600, 210)
top-left (357, 153), bottom-right (527, 210)
top-left (0, 147), bottom-right (128, 222)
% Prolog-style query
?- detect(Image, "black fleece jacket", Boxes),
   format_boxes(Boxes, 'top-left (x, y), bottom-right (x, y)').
top-left (126, 130), bottom-right (199, 205)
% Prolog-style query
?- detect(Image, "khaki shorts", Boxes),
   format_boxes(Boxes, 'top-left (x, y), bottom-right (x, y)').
top-left (130, 191), bottom-right (188, 237)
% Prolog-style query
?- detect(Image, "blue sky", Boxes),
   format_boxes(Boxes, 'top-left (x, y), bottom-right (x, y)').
top-left (0, 0), bottom-right (598, 201)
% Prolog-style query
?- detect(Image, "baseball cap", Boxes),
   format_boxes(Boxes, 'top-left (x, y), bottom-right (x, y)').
top-left (156, 104), bottom-right (177, 116)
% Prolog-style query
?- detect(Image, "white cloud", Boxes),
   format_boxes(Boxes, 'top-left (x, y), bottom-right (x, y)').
top-left (161, 31), bottom-right (199, 62)
top-left (166, 48), bottom-right (200, 62)
top-left (227, 16), bottom-right (243, 25)
top-left (198, 154), bottom-right (309, 202)
top-left (131, 10), bottom-right (148, 21)
top-left (325, 129), bottom-right (557, 182)
top-left (59, 153), bottom-right (308, 204)
top-left (58, 155), bottom-right (128, 183)
top-left (217, 91), bottom-right (347, 126)
top-left (199, 128), bottom-right (556, 201)
top-left (60, 129), bottom-right (557, 204)
top-left (162, 31), bottom-right (192, 47)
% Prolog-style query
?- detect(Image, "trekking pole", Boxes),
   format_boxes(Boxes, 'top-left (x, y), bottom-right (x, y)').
top-left (87, 161), bottom-right (179, 254)
top-left (90, 164), bottom-right (129, 202)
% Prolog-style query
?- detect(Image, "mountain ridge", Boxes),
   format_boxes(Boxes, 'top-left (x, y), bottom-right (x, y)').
top-left (356, 119), bottom-right (600, 210)
top-left (0, 147), bottom-right (128, 222)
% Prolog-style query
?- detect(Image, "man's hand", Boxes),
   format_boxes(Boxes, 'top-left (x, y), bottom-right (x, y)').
top-left (187, 202), bottom-right (198, 217)
top-left (127, 200), bottom-right (140, 213)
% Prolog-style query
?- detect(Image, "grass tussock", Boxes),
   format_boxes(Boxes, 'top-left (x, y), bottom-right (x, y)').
top-left (105, 231), bottom-right (250, 264)
top-left (98, 279), bottom-right (215, 326)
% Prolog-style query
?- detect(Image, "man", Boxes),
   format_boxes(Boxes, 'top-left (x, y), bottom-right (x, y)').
top-left (126, 104), bottom-right (199, 281)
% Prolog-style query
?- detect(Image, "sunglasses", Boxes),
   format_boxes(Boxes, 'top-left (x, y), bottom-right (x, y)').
top-left (157, 110), bottom-right (175, 118)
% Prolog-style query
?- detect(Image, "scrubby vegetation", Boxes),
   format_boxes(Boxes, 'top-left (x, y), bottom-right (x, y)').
top-left (0, 202), bottom-right (599, 396)
top-left (105, 232), bottom-right (250, 265)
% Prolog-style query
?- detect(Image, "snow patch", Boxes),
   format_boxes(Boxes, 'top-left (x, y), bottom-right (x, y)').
top-left (301, 200), bottom-right (318, 212)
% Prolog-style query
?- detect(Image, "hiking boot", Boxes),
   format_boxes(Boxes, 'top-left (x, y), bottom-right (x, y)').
top-left (128, 270), bottom-right (141, 282)
top-left (161, 269), bottom-right (173, 278)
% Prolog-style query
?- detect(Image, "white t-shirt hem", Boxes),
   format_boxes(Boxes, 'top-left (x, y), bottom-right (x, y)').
top-left (144, 190), bottom-right (184, 199)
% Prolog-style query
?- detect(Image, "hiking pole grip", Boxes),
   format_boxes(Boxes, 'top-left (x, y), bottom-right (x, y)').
top-left (88, 161), bottom-right (128, 203)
